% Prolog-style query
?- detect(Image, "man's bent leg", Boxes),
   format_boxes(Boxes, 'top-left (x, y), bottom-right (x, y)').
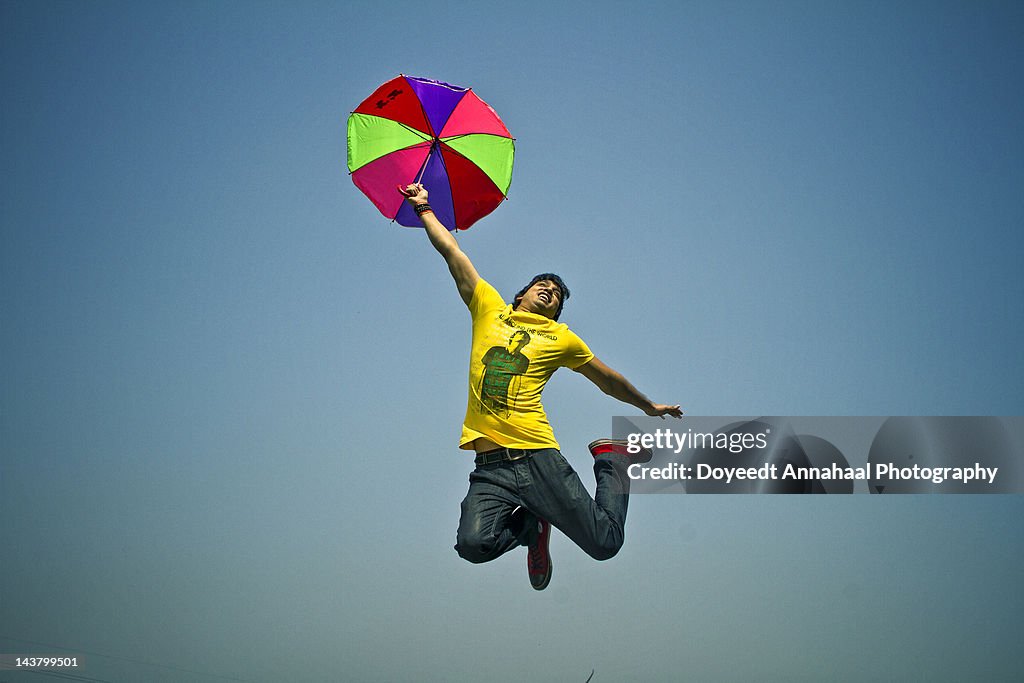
top-left (455, 466), bottom-right (526, 564)
top-left (592, 452), bottom-right (631, 534)
top-left (520, 450), bottom-right (630, 561)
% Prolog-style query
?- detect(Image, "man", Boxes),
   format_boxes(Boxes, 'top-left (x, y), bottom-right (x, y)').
top-left (399, 183), bottom-right (682, 590)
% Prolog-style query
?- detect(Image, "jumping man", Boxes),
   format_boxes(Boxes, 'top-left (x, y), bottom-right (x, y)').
top-left (399, 183), bottom-right (682, 590)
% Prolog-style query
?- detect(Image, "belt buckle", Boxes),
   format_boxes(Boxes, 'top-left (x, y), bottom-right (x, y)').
top-left (506, 448), bottom-right (531, 462)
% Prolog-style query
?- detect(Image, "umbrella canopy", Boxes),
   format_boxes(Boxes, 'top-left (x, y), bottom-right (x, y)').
top-left (347, 75), bottom-right (515, 231)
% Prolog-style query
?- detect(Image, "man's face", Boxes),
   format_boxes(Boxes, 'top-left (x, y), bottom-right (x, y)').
top-left (517, 280), bottom-right (562, 319)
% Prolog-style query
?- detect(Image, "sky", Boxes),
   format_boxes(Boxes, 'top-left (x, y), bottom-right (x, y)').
top-left (2, 0), bottom-right (1023, 681)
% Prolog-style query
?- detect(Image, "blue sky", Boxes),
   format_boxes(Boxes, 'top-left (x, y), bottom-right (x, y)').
top-left (2, 1), bottom-right (1022, 681)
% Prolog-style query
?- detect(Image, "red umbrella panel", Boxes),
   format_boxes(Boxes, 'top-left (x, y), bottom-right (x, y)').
top-left (347, 75), bottom-right (515, 231)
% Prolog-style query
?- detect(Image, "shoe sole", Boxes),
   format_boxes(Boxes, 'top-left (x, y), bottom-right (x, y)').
top-left (588, 439), bottom-right (652, 463)
top-left (531, 561), bottom-right (552, 591)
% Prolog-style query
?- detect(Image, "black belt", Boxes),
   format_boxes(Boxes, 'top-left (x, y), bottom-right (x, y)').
top-left (474, 447), bottom-right (544, 466)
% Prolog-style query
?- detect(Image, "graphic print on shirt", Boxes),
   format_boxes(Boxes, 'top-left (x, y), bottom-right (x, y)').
top-left (477, 329), bottom-right (532, 418)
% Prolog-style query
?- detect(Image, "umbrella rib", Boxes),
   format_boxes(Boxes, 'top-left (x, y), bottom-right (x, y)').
top-left (395, 120), bottom-right (434, 141)
top-left (438, 132), bottom-right (515, 143)
top-left (433, 144), bottom-right (459, 232)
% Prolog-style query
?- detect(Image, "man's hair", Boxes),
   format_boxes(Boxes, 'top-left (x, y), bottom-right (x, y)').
top-left (512, 273), bottom-right (570, 321)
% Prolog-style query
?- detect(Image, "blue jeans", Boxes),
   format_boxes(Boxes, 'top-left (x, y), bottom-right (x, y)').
top-left (455, 449), bottom-right (631, 562)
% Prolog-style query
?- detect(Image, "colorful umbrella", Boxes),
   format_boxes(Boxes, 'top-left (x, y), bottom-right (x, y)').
top-left (347, 75), bottom-right (514, 231)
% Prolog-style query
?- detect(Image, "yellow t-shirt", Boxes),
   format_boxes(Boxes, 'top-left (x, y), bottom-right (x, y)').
top-left (459, 279), bottom-right (594, 450)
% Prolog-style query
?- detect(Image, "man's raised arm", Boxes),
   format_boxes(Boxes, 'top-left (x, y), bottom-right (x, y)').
top-left (399, 183), bottom-right (480, 306)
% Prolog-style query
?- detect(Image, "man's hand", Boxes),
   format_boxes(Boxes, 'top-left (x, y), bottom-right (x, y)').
top-left (645, 403), bottom-right (684, 419)
top-left (398, 183), bottom-right (429, 206)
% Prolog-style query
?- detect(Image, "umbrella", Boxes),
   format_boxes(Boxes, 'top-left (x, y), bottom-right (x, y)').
top-left (347, 75), bottom-right (515, 231)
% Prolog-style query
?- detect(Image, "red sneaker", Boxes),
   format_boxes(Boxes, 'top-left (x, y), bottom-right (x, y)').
top-left (527, 518), bottom-right (552, 591)
top-left (588, 438), bottom-right (653, 464)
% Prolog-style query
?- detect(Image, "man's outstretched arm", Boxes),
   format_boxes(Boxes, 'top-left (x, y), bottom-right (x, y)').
top-left (399, 183), bottom-right (480, 306)
top-left (575, 357), bottom-right (683, 418)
